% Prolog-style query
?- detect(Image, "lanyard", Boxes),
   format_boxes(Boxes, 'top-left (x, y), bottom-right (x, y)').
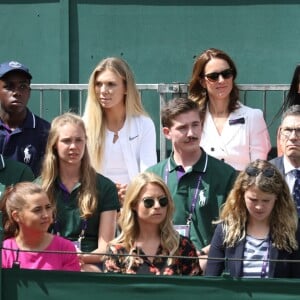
top-left (186, 174), bottom-right (202, 225)
top-left (261, 239), bottom-right (270, 278)
top-left (164, 158), bottom-right (205, 225)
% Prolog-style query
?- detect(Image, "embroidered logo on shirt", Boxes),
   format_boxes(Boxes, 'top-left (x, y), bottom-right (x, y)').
top-left (23, 145), bottom-right (32, 164)
top-left (129, 135), bottom-right (139, 141)
top-left (198, 189), bottom-right (207, 207)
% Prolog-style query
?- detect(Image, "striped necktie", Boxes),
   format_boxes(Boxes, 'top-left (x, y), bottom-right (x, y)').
top-left (292, 169), bottom-right (300, 216)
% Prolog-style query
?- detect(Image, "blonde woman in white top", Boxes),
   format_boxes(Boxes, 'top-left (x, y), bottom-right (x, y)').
top-left (83, 57), bottom-right (157, 203)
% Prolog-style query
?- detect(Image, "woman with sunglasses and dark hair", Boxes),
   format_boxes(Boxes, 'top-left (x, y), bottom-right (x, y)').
top-left (189, 48), bottom-right (271, 171)
top-left (103, 172), bottom-right (200, 275)
top-left (206, 159), bottom-right (300, 278)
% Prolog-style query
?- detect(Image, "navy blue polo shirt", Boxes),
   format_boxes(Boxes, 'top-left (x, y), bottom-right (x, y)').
top-left (0, 109), bottom-right (50, 177)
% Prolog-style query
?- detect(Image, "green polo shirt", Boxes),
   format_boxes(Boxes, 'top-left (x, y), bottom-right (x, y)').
top-left (0, 154), bottom-right (34, 197)
top-left (147, 149), bottom-right (237, 250)
top-left (36, 173), bottom-right (120, 252)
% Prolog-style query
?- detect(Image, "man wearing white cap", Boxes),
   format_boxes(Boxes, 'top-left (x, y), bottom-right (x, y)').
top-left (0, 61), bottom-right (50, 177)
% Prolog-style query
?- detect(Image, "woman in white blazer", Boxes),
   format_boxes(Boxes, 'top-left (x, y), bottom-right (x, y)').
top-left (189, 48), bottom-right (270, 171)
top-left (83, 57), bottom-right (157, 203)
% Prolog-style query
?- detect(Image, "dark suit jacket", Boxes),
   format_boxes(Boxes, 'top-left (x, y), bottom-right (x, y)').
top-left (205, 223), bottom-right (300, 278)
top-left (269, 156), bottom-right (285, 176)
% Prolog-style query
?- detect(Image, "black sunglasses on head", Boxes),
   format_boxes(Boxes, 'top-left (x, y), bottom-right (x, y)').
top-left (245, 166), bottom-right (275, 178)
top-left (204, 68), bottom-right (234, 82)
top-left (143, 196), bottom-right (168, 208)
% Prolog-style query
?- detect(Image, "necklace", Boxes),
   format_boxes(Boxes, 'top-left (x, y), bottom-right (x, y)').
top-left (113, 132), bottom-right (119, 143)
top-left (106, 116), bottom-right (125, 144)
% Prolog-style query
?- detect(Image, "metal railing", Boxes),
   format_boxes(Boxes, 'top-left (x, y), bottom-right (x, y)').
top-left (30, 83), bottom-right (290, 160)
top-left (31, 83), bottom-right (290, 114)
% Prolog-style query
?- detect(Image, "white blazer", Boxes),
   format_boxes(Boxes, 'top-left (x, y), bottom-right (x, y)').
top-left (200, 103), bottom-right (271, 171)
top-left (102, 115), bottom-right (157, 180)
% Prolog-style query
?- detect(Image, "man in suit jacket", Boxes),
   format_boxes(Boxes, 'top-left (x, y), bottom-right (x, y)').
top-left (270, 105), bottom-right (300, 213)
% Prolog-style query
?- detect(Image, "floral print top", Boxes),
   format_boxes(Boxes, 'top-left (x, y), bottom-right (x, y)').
top-left (103, 235), bottom-right (200, 275)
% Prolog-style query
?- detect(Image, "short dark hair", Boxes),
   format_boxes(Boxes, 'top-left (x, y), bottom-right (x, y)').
top-left (161, 97), bottom-right (201, 128)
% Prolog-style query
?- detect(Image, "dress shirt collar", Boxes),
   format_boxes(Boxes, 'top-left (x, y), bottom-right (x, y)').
top-left (283, 156), bottom-right (300, 175)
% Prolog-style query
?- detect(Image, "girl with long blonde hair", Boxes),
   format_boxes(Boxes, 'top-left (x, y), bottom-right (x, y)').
top-left (37, 112), bottom-right (120, 268)
top-left (83, 57), bottom-right (156, 203)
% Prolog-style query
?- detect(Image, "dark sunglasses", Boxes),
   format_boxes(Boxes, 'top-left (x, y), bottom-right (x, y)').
top-left (204, 68), bottom-right (234, 82)
top-left (143, 196), bottom-right (168, 208)
top-left (245, 166), bottom-right (275, 178)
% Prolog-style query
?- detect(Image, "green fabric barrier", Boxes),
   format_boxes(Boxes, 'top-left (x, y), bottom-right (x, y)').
top-left (1, 268), bottom-right (300, 300)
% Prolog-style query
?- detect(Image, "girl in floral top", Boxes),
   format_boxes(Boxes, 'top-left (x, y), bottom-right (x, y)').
top-left (103, 172), bottom-right (200, 275)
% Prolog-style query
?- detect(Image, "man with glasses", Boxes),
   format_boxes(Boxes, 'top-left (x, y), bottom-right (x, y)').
top-left (147, 97), bottom-right (237, 272)
top-left (0, 61), bottom-right (50, 177)
top-left (270, 105), bottom-right (300, 215)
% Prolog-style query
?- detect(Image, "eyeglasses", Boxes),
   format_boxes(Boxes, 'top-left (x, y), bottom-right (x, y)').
top-left (142, 196), bottom-right (168, 208)
top-left (245, 166), bottom-right (275, 178)
top-left (280, 127), bottom-right (300, 139)
top-left (3, 82), bottom-right (31, 92)
top-left (204, 68), bottom-right (234, 82)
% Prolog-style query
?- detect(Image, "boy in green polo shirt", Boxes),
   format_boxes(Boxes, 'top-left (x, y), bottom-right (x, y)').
top-left (147, 97), bottom-right (237, 272)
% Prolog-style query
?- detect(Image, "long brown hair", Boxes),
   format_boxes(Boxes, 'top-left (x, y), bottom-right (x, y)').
top-left (189, 48), bottom-right (240, 121)
top-left (217, 159), bottom-right (298, 252)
